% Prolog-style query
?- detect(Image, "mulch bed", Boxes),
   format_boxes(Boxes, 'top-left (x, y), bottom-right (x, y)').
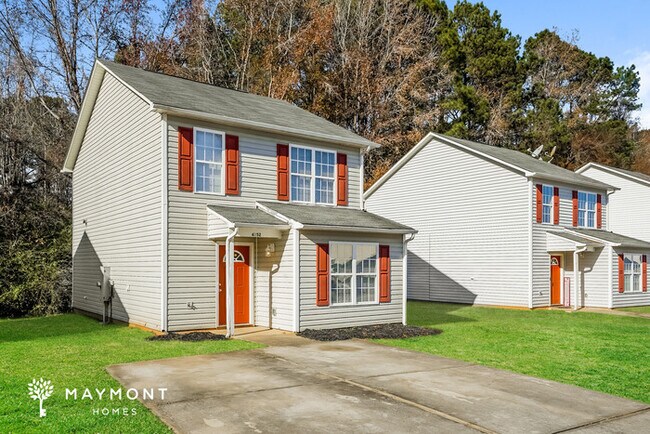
top-left (298, 323), bottom-right (442, 341)
top-left (147, 332), bottom-right (227, 342)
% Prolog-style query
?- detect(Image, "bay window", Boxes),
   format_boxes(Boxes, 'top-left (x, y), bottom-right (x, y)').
top-left (330, 243), bottom-right (378, 305)
top-left (290, 145), bottom-right (336, 205)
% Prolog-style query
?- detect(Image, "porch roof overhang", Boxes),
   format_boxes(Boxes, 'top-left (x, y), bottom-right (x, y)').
top-left (564, 227), bottom-right (650, 249)
top-left (546, 231), bottom-right (603, 253)
top-left (546, 228), bottom-right (650, 252)
top-left (207, 205), bottom-right (290, 239)
top-left (256, 201), bottom-right (416, 234)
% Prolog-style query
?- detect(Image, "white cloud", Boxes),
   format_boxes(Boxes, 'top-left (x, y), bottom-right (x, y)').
top-left (630, 51), bottom-right (650, 129)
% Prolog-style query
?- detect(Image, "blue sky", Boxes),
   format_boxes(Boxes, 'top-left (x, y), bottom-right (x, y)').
top-left (475, 0), bottom-right (650, 127)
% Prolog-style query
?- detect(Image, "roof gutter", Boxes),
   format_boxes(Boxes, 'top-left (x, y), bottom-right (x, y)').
top-left (299, 224), bottom-right (417, 235)
top-left (151, 105), bottom-right (379, 150)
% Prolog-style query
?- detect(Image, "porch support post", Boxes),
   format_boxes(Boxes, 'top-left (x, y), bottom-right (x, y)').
top-left (225, 227), bottom-right (239, 337)
top-left (573, 251), bottom-right (579, 310)
top-left (573, 246), bottom-right (586, 310)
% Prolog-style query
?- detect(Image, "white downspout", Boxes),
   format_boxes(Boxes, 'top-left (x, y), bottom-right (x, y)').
top-left (573, 245), bottom-right (587, 310)
top-left (160, 113), bottom-right (168, 331)
top-left (402, 232), bottom-right (416, 325)
top-left (225, 227), bottom-right (239, 337)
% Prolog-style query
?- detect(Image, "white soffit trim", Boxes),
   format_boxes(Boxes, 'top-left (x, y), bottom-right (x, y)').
top-left (61, 63), bottom-right (105, 173)
top-left (576, 162), bottom-right (650, 188)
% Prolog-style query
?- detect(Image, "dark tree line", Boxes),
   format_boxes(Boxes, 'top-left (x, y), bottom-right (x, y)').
top-left (0, 0), bottom-right (646, 317)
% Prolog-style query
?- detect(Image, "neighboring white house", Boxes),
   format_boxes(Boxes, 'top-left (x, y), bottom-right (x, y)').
top-left (576, 163), bottom-right (650, 243)
top-left (63, 59), bottom-right (415, 334)
top-left (365, 133), bottom-right (650, 309)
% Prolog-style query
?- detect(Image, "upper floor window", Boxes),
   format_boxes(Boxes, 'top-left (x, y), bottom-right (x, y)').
top-left (195, 129), bottom-right (224, 194)
top-left (623, 254), bottom-right (643, 292)
top-left (290, 145), bottom-right (335, 205)
top-left (577, 192), bottom-right (597, 228)
top-left (542, 185), bottom-right (553, 224)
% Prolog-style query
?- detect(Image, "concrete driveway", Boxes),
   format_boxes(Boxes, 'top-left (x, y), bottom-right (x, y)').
top-left (107, 331), bottom-right (649, 433)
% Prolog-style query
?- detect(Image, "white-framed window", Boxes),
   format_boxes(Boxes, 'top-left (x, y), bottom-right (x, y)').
top-left (290, 145), bottom-right (336, 205)
top-left (623, 253), bottom-right (643, 292)
top-left (577, 191), bottom-right (597, 228)
top-left (330, 242), bottom-right (378, 305)
top-left (542, 185), bottom-right (554, 224)
top-left (195, 128), bottom-right (225, 194)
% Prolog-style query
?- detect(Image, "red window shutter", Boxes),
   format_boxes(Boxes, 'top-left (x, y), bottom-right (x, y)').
top-left (178, 127), bottom-right (193, 191)
top-left (337, 153), bottom-right (348, 206)
top-left (379, 245), bottom-right (391, 303)
top-left (643, 255), bottom-right (648, 292)
top-left (618, 254), bottom-right (625, 293)
top-left (535, 184), bottom-right (543, 223)
top-left (572, 190), bottom-right (579, 227)
top-left (553, 187), bottom-right (560, 225)
top-left (277, 144), bottom-right (289, 201)
top-left (224, 134), bottom-right (240, 195)
top-left (596, 194), bottom-right (602, 228)
top-left (316, 243), bottom-right (330, 306)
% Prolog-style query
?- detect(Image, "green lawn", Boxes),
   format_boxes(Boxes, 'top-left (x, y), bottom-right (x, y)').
top-left (379, 301), bottom-right (650, 403)
top-left (618, 306), bottom-right (650, 314)
top-left (0, 314), bottom-right (260, 433)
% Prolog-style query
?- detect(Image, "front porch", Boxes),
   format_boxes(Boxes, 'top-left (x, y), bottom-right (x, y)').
top-left (205, 201), bottom-right (415, 336)
top-left (546, 231), bottom-right (604, 309)
top-left (207, 204), bottom-right (292, 336)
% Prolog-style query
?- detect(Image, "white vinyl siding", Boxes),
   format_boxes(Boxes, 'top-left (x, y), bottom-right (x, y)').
top-left (72, 72), bottom-right (162, 330)
top-left (299, 232), bottom-right (402, 330)
top-left (366, 138), bottom-right (530, 306)
top-left (579, 167), bottom-right (650, 243)
top-left (254, 231), bottom-right (295, 331)
top-left (166, 116), bottom-right (361, 330)
top-left (579, 248), bottom-right (610, 308)
top-left (531, 181), bottom-right (609, 307)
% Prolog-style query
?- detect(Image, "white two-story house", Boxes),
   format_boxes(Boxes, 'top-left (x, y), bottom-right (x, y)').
top-left (365, 133), bottom-right (650, 309)
top-left (63, 60), bottom-right (415, 334)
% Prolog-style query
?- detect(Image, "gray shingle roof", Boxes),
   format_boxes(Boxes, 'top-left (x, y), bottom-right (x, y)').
top-left (566, 228), bottom-right (650, 249)
top-left (257, 201), bottom-right (415, 233)
top-left (207, 205), bottom-right (287, 226)
top-left (433, 134), bottom-right (615, 191)
top-left (548, 231), bottom-right (596, 245)
top-left (99, 60), bottom-right (376, 148)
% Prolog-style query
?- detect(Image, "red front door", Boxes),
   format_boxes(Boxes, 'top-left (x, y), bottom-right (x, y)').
top-left (218, 245), bottom-right (250, 325)
top-left (550, 255), bottom-right (562, 305)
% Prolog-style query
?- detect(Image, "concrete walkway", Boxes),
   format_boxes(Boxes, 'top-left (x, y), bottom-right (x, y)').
top-left (108, 331), bottom-right (649, 433)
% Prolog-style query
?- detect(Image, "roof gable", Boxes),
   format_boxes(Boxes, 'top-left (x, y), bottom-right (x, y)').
top-left (577, 162), bottom-right (650, 188)
top-left (63, 59), bottom-right (377, 172)
top-left (364, 133), bottom-right (614, 199)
